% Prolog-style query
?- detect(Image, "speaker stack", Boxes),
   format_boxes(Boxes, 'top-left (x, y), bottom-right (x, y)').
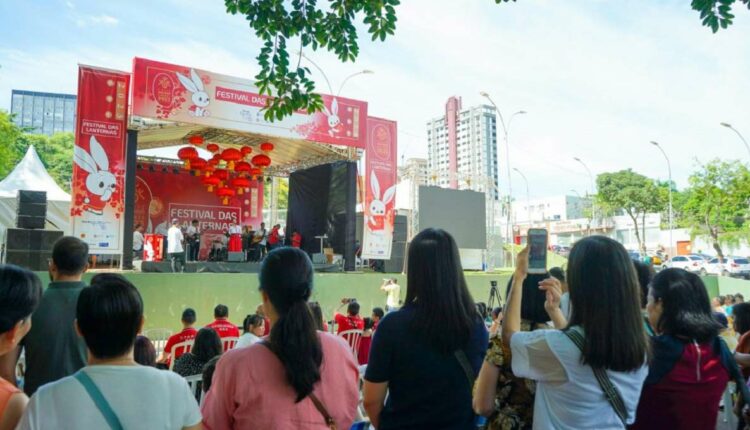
top-left (384, 215), bottom-right (407, 273)
top-left (4, 191), bottom-right (63, 271)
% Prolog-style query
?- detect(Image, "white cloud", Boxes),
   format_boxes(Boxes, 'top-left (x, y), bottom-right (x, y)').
top-left (75, 13), bottom-right (119, 27)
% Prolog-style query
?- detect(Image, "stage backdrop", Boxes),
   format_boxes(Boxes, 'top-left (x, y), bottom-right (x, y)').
top-left (71, 65), bottom-right (130, 254)
top-left (134, 161), bottom-right (263, 260)
top-left (131, 57), bottom-right (368, 149)
top-left (362, 117), bottom-right (397, 260)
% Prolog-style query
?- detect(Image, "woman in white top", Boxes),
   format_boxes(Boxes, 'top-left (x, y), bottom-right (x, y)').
top-left (17, 274), bottom-right (201, 430)
top-left (503, 236), bottom-right (649, 429)
top-left (236, 314), bottom-right (265, 348)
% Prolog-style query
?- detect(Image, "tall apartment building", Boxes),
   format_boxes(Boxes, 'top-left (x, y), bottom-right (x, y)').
top-left (10, 89), bottom-right (77, 135)
top-left (426, 96), bottom-right (499, 199)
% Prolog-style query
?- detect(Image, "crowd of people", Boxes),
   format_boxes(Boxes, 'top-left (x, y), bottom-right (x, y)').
top-left (2, 230), bottom-right (750, 429)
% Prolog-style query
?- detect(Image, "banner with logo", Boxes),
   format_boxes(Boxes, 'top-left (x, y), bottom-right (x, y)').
top-left (362, 117), bottom-right (398, 259)
top-left (131, 57), bottom-right (368, 149)
top-left (134, 161), bottom-right (263, 260)
top-left (70, 66), bottom-right (130, 254)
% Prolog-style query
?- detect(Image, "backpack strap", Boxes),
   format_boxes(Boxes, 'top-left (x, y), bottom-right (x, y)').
top-left (74, 370), bottom-right (124, 430)
top-left (454, 349), bottom-right (476, 390)
top-left (563, 328), bottom-right (629, 427)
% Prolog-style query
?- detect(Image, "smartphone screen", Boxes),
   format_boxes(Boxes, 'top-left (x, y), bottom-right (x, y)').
top-left (528, 229), bottom-right (548, 273)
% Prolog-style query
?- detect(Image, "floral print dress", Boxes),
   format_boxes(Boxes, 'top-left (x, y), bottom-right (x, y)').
top-left (484, 320), bottom-right (546, 430)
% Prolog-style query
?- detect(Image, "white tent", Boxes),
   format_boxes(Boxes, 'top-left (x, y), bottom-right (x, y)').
top-left (0, 146), bottom-right (71, 235)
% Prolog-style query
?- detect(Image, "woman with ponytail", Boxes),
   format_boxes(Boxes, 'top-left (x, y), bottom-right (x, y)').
top-left (201, 247), bottom-right (359, 429)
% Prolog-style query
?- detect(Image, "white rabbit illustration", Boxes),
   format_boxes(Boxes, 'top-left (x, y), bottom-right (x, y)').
top-left (367, 174), bottom-right (396, 233)
top-left (323, 98), bottom-right (341, 136)
top-left (74, 136), bottom-right (116, 211)
top-left (176, 68), bottom-right (210, 117)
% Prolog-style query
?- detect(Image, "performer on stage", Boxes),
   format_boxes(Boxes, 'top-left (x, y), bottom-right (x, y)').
top-left (186, 219), bottom-right (201, 262)
top-left (227, 222), bottom-right (243, 254)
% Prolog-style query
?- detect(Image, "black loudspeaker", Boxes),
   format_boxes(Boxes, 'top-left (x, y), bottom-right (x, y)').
top-left (18, 202), bottom-right (47, 217)
top-left (17, 190), bottom-right (46, 204)
top-left (17, 215), bottom-right (45, 230)
top-left (30, 230), bottom-right (62, 250)
top-left (5, 250), bottom-right (31, 269)
top-left (4, 229), bottom-right (63, 270)
top-left (5, 229), bottom-right (30, 250)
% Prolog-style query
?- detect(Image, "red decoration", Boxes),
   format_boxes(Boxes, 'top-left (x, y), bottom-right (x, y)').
top-left (206, 143), bottom-right (220, 153)
top-left (252, 154), bottom-right (271, 168)
top-left (260, 142), bottom-right (274, 152)
top-left (203, 164), bottom-right (215, 177)
top-left (221, 148), bottom-right (242, 170)
top-left (231, 177), bottom-right (252, 194)
top-left (249, 167), bottom-right (263, 180)
top-left (240, 145), bottom-right (253, 157)
top-left (216, 186), bottom-right (236, 205)
top-left (188, 135), bottom-right (204, 145)
top-left (234, 161), bottom-right (252, 176)
top-left (202, 175), bottom-right (220, 192)
top-left (190, 158), bottom-right (207, 176)
top-left (177, 146), bottom-right (199, 169)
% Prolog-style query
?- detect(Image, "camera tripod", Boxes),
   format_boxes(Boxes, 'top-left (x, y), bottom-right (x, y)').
top-left (487, 281), bottom-right (503, 311)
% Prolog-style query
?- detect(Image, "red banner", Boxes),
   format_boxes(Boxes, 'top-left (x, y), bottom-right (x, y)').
top-left (131, 57), bottom-right (368, 148)
top-left (134, 162), bottom-right (263, 260)
top-left (70, 66), bottom-right (130, 254)
top-left (362, 117), bottom-right (398, 259)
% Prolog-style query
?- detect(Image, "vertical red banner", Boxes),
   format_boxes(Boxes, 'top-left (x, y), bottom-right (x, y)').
top-left (70, 66), bottom-right (131, 254)
top-left (362, 117), bottom-right (398, 259)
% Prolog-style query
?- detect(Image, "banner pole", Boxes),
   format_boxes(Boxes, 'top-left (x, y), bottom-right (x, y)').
top-left (121, 130), bottom-right (138, 270)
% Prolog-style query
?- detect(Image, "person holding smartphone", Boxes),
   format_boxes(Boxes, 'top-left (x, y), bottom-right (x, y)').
top-left (380, 278), bottom-right (400, 312)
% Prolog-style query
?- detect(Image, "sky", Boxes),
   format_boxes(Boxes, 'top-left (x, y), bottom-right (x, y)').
top-left (1, 0), bottom-right (749, 199)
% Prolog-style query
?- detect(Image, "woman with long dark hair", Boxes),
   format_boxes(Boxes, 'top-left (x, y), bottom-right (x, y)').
top-left (201, 247), bottom-right (358, 429)
top-left (363, 228), bottom-right (488, 429)
top-left (631, 268), bottom-right (738, 429)
top-left (503, 236), bottom-right (649, 428)
top-left (173, 327), bottom-right (223, 377)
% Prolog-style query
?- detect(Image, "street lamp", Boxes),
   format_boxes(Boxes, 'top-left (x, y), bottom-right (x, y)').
top-left (720, 122), bottom-right (750, 158)
top-left (573, 157), bottom-right (596, 226)
top-left (513, 167), bottom-right (531, 225)
top-left (650, 141), bottom-right (673, 257)
top-left (300, 52), bottom-right (373, 96)
top-left (480, 91), bottom-right (526, 267)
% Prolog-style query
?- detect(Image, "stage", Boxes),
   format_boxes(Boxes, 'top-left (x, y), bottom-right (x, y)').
top-left (140, 260), bottom-right (343, 273)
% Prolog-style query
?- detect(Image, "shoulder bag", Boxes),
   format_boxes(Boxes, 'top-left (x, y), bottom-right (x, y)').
top-left (74, 370), bottom-right (124, 430)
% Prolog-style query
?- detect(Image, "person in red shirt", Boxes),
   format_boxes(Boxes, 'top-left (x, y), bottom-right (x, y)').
top-left (334, 299), bottom-right (365, 334)
top-left (371, 307), bottom-right (384, 331)
top-left (291, 230), bottom-right (302, 248)
top-left (206, 304), bottom-right (240, 344)
top-left (267, 225), bottom-right (281, 250)
top-left (158, 308), bottom-right (197, 367)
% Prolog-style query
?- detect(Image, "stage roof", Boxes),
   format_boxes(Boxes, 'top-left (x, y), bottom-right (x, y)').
top-left (130, 118), bottom-right (358, 177)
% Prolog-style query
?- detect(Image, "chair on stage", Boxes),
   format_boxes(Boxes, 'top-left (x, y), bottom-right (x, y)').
top-left (338, 329), bottom-right (365, 364)
top-left (168, 339), bottom-right (195, 371)
top-left (143, 328), bottom-right (173, 357)
top-left (221, 337), bottom-right (239, 352)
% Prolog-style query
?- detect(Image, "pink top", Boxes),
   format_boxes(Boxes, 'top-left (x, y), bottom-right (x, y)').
top-left (0, 377), bottom-right (20, 417)
top-left (201, 331), bottom-right (359, 430)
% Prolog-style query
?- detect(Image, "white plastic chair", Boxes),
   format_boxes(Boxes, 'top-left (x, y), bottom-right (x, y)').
top-left (222, 337), bottom-right (239, 352)
top-left (184, 374), bottom-right (203, 404)
top-left (168, 339), bottom-right (195, 371)
top-left (722, 382), bottom-right (737, 427)
top-left (143, 328), bottom-right (173, 357)
top-left (338, 329), bottom-right (364, 364)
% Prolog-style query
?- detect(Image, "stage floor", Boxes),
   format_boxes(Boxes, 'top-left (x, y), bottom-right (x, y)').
top-left (140, 261), bottom-right (343, 273)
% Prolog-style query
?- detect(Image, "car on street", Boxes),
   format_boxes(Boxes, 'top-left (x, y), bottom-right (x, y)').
top-left (664, 254), bottom-right (707, 275)
top-left (705, 257), bottom-right (750, 279)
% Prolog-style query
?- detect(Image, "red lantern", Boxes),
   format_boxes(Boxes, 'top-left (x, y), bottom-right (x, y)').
top-left (177, 146), bottom-right (199, 169)
top-left (216, 186), bottom-right (235, 205)
top-left (240, 145), bottom-right (253, 157)
top-left (188, 135), bottom-right (204, 145)
top-left (206, 143), bottom-right (220, 153)
top-left (203, 164), bottom-right (215, 177)
top-left (260, 142), bottom-right (274, 152)
top-left (234, 161), bottom-right (252, 176)
top-left (231, 177), bottom-right (252, 194)
top-left (249, 167), bottom-right (263, 180)
top-left (221, 148), bottom-right (242, 170)
top-left (190, 158), bottom-right (207, 176)
top-left (251, 154), bottom-right (271, 168)
top-left (202, 175), bottom-right (220, 192)
top-left (213, 169), bottom-right (229, 186)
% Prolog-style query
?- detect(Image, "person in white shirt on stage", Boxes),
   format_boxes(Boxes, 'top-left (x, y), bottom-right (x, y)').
top-left (381, 278), bottom-right (401, 312)
top-left (167, 219), bottom-right (185, 273)
top-left (185, 220), bottom-right (200, 262)
top-left (256, 222), bottom-right (268, 259)
top-left (132, 224), bottom-right (144, 260)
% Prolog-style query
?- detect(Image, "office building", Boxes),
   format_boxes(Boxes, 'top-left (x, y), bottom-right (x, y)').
top-left (426, 96), bottom-right (499, 199)
top-left (10, 90), bottom-right (77, 135)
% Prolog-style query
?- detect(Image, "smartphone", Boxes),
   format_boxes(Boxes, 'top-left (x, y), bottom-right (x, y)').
top-left (527, 228), bottom-right (548, 274)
